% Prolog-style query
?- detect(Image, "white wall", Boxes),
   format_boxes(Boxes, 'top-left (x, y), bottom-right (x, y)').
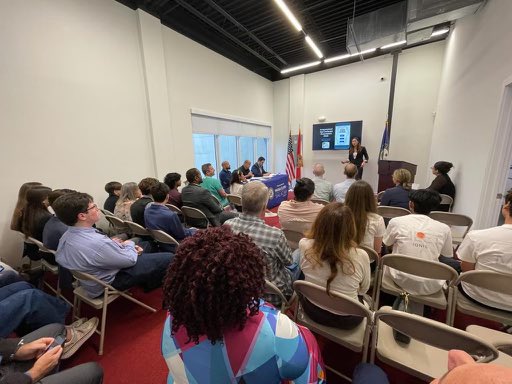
top-left (429, 0), bottom-right (512, 227)
top-left (274, 42), bottom-right (446, 190)
top-left (0, 2), bottom-right (274, 267)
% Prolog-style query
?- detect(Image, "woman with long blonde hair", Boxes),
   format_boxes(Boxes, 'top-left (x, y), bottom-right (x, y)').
top-left (114, 182), bottom-right (141, 221)
top-left (299, 203), bottom-right (370, 329)
top-left (380, 168), bottom-right (412, 209)
top-left (345, 180), bottom-right (385, 256)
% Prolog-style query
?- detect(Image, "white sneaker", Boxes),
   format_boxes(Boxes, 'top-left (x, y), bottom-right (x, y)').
top-left (62, 317), bottom-right (99, 359)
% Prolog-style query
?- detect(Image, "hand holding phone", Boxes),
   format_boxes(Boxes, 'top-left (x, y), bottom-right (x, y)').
top-left (44, 335), bottom-right (65, 352)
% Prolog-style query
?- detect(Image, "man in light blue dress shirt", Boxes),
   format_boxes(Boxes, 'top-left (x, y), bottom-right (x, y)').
top-left (333, 163), bottom-right (358, 203)
top-left (53, 192), bottom-right (172, 298)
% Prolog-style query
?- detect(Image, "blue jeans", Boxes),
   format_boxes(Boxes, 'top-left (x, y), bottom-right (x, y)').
top-left (0, 282), bottom-right (70, 337)
top-left (352, 363), bottom-right (389, 384)
top-left (0, 270), bottom-right (23, 288)
top-left (112, 252), bottom-right (173, 292)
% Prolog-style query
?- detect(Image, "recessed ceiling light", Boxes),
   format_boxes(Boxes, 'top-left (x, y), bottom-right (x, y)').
top-left (281, 61), bottom-right (321, 74)
top-left (274, 0), bottom-right (302, 32)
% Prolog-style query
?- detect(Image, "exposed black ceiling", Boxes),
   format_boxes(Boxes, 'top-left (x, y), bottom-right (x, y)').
top-left (116, 0), bottom-right (422, 81)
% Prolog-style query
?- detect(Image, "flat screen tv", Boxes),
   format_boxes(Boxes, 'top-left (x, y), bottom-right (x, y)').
top-left (312, 120), bottom-right (363, 150)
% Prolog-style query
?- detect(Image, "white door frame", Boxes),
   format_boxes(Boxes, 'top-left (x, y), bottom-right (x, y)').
top-left (476, 76), bottom-right (512, 228)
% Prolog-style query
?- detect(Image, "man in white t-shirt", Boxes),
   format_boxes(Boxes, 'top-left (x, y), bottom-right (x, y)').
top-left (457, 189), bottom-right (512, 311)
top-left (383, 189), bottom-right (454, 295)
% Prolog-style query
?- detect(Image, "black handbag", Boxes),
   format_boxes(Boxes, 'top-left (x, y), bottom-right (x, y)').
top-left (392, 291), bottom-right (411, 345)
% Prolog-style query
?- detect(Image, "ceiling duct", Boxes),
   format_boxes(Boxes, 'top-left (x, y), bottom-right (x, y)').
top-left (346, 1), bottom-right (407, 54)
top-left (407, 0), bottom-right (484, 32)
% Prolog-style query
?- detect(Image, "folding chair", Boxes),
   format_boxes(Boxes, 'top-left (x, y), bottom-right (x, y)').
top-left (439, 194), bottom-right (454, 212)
top-left (226, 194), bottom-right (242, 206)
top-left (264, 279), bottom-right (295, 313)
top-left (293, 281), bottom-right (374, 381)
top-left (358, 245), bottom-right (379, 297)
top-left (148, 229), bottom-right (179, 247)
top-left (429, 211), bottom-right (473, 248)
top-left (125, 221), bottom-right (151, 237)
top-left (377, 206), bottom-right (410, 219)
top-left (181, 206), bottom-right (210, 228)
top-left (466, 325), bottom-right (512, 368)
top-left (450, 270), bottom-right (512, 326)
top-left (70, 270), bottom-right (157, 355)
top-left (311, 198), bottom-right (330, 206)
top-left (282, 229), bottom-right (304, 250)
top-left (370, 306), bottom-right (498, 381)
top-left (376, 191), bottom-right (385, 203)
top-left (165, 204), bottom-right (182, 215)
top-left (100, 208), bottom-right (114, 216)
top-left (374, 254), bottom-right (458, 323)
top-left (104, 215), bottom-right (131, 234)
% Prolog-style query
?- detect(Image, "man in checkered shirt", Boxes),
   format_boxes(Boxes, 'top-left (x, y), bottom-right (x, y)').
top-left (224, 181), bottom-right (296, 306)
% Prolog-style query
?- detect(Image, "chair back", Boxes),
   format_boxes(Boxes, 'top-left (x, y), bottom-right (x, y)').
top-left (125, 221), bottom-right (151, 237)
top-left (311, 198), bottom-right (329, 206)
top-left (264, 280), bottom-right (291, 310)
top-left (105, 215), bottom-right (130, 232)
top-left (377, 206), bottom-right (410, 219)
top-left (27, 236), bottom-right (56, 255)
top-left (149, 229), bottom-right (179, 246)
top-left (358, 245), bottom-right (378, 264)
top-left (293, 281), bottom-right (373, 319)
top-left (454, 270), bottom-right (512, 295)
top-left (379, 254), bottom-right (458, 282)
top-left (377, 191), bottom-right (385, 202)
top-left (165, 204), bottom-right (183, 215)
top-left (282, 229), bottom-right (304, 250)
top-left (439, 194), bottom-right (454, 211)
top-left (181, 206), bottom-right (210, 228)
top-left (226, 194), bottom-right (242, 206)
top-left (100, 208), bottom-right (114, 216)
top-left (374, 307), bottom-right (498, 363)
top-left (429, 211), bottom-right (473, 239)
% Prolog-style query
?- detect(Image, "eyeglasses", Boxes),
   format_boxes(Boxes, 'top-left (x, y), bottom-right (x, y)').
top-left (84, 204), bottom-right (98, 213)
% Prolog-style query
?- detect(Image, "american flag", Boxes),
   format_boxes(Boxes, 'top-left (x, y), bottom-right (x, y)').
top-left (286, 131), bottom-right (295, 183)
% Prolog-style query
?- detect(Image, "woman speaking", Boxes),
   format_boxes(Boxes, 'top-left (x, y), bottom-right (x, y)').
top-left (342, 137), bottom-right (369, 180)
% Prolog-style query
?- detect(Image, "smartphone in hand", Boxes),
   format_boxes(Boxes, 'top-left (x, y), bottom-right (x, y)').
top-left (45, 335), bottom-right (65, 352)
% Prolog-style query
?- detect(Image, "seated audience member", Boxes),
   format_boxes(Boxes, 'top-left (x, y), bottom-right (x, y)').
top-left (0, 268), bottom-right (23, 288)
top-left (345, 181), bottom-right (386, 256)
top-left (333, 163), bottom-right (357, 203)
top-left (10, 182), bottom-right (42, 232)
top-left (145, 182), bottom-right (196, 251)
top-left (229, 169), bottom-right (246, 196)
top-left (103, 181), bottom-right (121, 213)
top-left (380, 168), bottom-right (412, 209)
top-left (53, 192), bottom-right (172, 298)
top-left (251, 156), bottom-right (269, 177)
top-left (163, 172), bottom-right (183, 208)
top-left (21, 187), bottom-right (52, 242)
top-left (161, 227), bottom-right (326, 384)
top-left (278, 178), bottom-right (323, 234)
top-left (428, 160), bottom-right (456, 200)
top-left (238, 159), bottom-right (254, 179)
top-left (181, 168), bottom-right (236, 227)
top-left (114, 182), bottom-right (141, 221)
top-left (43, 189), bottom-right (75, 251)
top-left (383, 189), bottom-right (455, 295)
top-left (218, 161), bottom-right (232, 193)
top-left (312, 163), bottom-right (333, 202)
top-left (130, 177), bottom-right (159, 227)
top-left (300, 203), bottom-right (370, 329)
top-left (0, 280), bottom-right (98, 358)
top-left (457, 189), bottom-right (512, 311)
top-left (224, 181), bottom-right (295, 306)
top-left (200, 163), bottom-right (229, 207)
top-left (1, 323), bottom-right (103, 384)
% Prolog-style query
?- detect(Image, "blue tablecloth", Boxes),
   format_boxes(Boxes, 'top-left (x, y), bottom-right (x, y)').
top-left (251, 173), bottom-right (289, 209)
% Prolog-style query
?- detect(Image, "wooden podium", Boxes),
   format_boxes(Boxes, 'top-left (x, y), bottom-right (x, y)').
top-left (378, 160), bottom-right (417, 192)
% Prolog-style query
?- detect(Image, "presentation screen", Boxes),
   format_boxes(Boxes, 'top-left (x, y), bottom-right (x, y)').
top-left (312, 120), bottom-right (363, 150)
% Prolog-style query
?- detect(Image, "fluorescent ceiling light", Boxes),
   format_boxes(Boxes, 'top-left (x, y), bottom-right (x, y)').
top-left (381, 40), bottom-right (407, 49)
top-left (305, 35), bottom-right (323, 58)
top-left (274, 0), bottom-right (302, 32)
top-left (281, 61), bottom-right (321, 74)
top-left (351, 48), bottom-right (377, 56)
top-left (324, 54), bottom-right (351, 63)
top-left (431, 28), bottom-right (449, 37)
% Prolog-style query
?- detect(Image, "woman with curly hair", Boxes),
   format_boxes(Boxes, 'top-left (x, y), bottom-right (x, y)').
top-left (299, 203), bottom-right (370, 329)
top-left (162, 226), bottom-right (326, 384)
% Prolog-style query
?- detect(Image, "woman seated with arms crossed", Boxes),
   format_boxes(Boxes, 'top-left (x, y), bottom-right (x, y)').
top-left (380, 168), bottom-right (412, 209)
top-left (278, 178), bottom-right (323, 234)
top-left (161, 226), bottom-right (326, 384)
top-left (229, 169), bottom-right (246, 196)
top-left (299, 203), bottom-right (370, 329)
top-left (114, 182), bottom-right (141, 221)
top-left (345, 181), bottom-right (386, 257)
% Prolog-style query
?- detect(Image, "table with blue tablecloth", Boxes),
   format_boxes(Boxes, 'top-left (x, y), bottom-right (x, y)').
top-left (251, 173), bottom-right (289, 209)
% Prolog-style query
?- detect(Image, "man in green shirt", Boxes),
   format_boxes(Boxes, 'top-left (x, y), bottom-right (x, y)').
top-left (200, 163), bottom-right (229, 207)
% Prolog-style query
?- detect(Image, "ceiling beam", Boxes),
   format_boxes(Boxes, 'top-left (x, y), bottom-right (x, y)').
top-left (173, 0), bottom-right (282, 72)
